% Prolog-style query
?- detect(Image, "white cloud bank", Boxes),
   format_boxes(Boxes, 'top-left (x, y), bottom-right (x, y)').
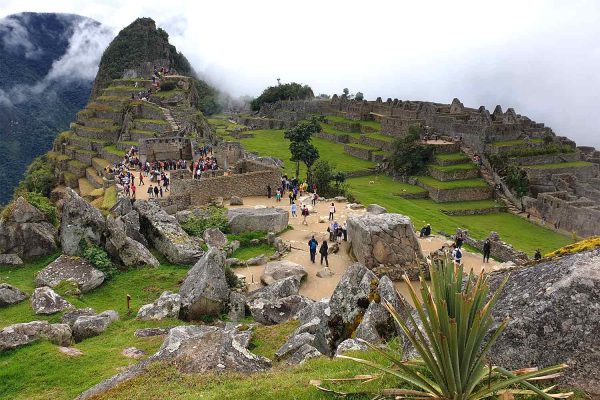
top-left (1, 0), bottom-right (600, 147)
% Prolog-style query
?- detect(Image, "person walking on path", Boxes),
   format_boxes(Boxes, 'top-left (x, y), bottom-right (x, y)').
top-left (312, 192), bottom-right (318, 206)
top-left (452, 245), bottom-right (462, 267)
top-left (329, 202), bottom-right (336, 221)
top-left (290, 202), bottom-right (297, 217)
top-left (131, 183), bottom-right (136, 200)
top-left (267, 185), bottom-right (272, 199)
top-left (483, 239), bottom-right (491, 263)
top-left (455, 233), bottom-right (464, 249)
top-left (301, 205), bottom-right (309, 225)
top-left (147, 185), bottom-right (154, 198)
top-left (153, 186), bottom-right (159, 198)
top-left (289, 191), bottom-right (294, 205)
top-left (308, 235), bottom-right (318, 263)
top-left (319, 240), bottom-right (329, 267)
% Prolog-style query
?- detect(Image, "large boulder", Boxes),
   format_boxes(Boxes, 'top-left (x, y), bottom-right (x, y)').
top-left (203, 228), bottom-right (227, 249)
top-left (0, 253), bottom-right (23, 266)
top-left (35, 255), bottom-right (105, 293)
top-left (0, 197), bottom-right (58, 259)
top-left (133, 200), bottom-right (203, 264)
top-left (105, 215), bottom-right (159, 268)
top-left (246, 275), bottom-right (301, 303)
top-left (260, 260), bottom-right (307, 285)
top-left (179, 248), bottom-right (230, 320)
top-left (120, 210), bottom-right (148, 246)
top-left (227, 207), bottom-right (289, 234)
top-left (347, 213), bottom-right (426, 280)
top-left (488, 249), bottom-right (600, 396)
top-left (61, 308), bottom-right (96, 327)
top-left (0, 321), bottom-right (72, 351)
top-left (366, 204), bottom-right (387, 214)
top-left (0, 283), bottom-right (28, 307)
top-left (31, 286), bottom-right (73, 315)
top-left (248, 295), bottom-right (313, 325)
top-left (61, 188), bottom-right (107, 255)
top-left (137, 291), bottom-right (181, 320)
top-left (72, 310), bottom-right (119, 342)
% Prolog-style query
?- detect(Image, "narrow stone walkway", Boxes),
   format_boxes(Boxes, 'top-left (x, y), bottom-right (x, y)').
top-left (160, 106), bottom-right (180, 133)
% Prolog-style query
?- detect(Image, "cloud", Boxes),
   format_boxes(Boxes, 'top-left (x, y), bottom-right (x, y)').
top-left (0, 13), bottom-right (43, 59)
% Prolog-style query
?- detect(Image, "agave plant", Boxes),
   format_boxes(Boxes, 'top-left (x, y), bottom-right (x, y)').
top-left (338, 258), bottom-right (571, 399)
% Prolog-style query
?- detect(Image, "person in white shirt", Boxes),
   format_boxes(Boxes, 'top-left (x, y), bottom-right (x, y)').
top-left (329, 202), bottom-right (336, 221)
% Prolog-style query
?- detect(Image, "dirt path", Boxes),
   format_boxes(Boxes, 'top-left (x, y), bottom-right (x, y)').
top-left (229, 196), bottom-right (498, 303)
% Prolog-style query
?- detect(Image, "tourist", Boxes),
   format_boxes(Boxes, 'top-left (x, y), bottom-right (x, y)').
top-left (312, 192), bottom-right (318, 207)
top-left (452, 245), bottom-right (462, 266)
top-left (291, 202), bottom-right (297, 217)
top-left (275, 189), bottom-right (281, 202)
top-left (328, 221), bottom-right (335, 242)
top-left (308, 235), bottom-right (318, 263)
top-left (301, 205), bottom-right (309, 225)
top-left (288, 191), bottom-right (294, 205)
top-left (131, 183), bottom-right (136, 200)
top-left (534, 249), bottom-right (542, 261)
top-left (139, 172), bottom-right (144, 186)
top-left (163, 176), bottom-right (169, 192)
top-left (455, 233), bottom-right (464, 249)
top-left (332, 221), bottom-right (340, 242)
top-left (483, 239), bottom-right (491, 263)
top-left (267, 185), bottom-right (272, 198)
top-left (319, 240), bottom-right (329, 267)
top-left (159, 187), bottom-right (163, 198)
top-left (329, 202), bottom-right (336, 221)
top-left (420, 223), bottom-right (431, 238)
top-left (147, 185), bottom-right (153, 198)
top-left (342, 221), bottom-right (347, 241)
top-left (154, 186), bottom-right (159, 198)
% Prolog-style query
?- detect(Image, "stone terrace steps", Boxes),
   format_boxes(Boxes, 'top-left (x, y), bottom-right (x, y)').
top-left (86, 167), bottom-right (105, 189)
top-left (159, 106), bottom-right (180, 132)
top-left (92, 157), bottom-right (111, 174)
top-left (78, 177), bottom-right (96, 197)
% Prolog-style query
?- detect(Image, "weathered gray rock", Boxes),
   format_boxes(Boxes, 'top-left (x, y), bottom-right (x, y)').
top-left (31, 286), bottom-right (73, 314)
top-left (246, 254), bottom-right (268, 266)
top-left (105, 215), bottom-right (160, 268)
top-left (347, 213), bottom-right (426, 280)
top-left (0, 253), bottom-right (23, 266)
top-left (227, 207), bottom-right (289, 234)
top-left (286, 344), bottom-right (322, 365)
top-left (227, 291), bottom-right (246, 322)
top-left (248, 295), bottom-right (313, 325)
top-left (488, 249), bottom-right (600, 396)
top-left (261, 260), bottom-right (307, 285)
top-left (203, 228), bottom-right (228, 249)
top-left (0, 321), bottom-right (71, 351)
top-left (0, 283), bottom-right (28, 307)
top-left (35, 255), bottom-right (105, 293)
top-left (327, 242), bottom-right (339, 255)
top-left (120, 210), bottom-right (148, 246)
top-left (335, 339), bottom-right (368, 355)
top-left (122, 347), bottom-right (146, 359)
top-left (316, 267), bottom-right (334, 278)
top-left (246, 275), bottom-right (301, 303)
top-left (366, 204), bottom-right (387, 215)
top-left (137, 291), bottom-right (181, 320)
top-left (225, 240), bottom-right (240, 256)
top-left (179, 248), bottom-right (230, 320)
top-left (134, 327), bottom-right (173, 338)
top-left (61, 188), bottom-right (107, 255)
top-left (0, 197), bottom-right (58, 259)
top-left (59, 346), bottom-right (84, 357)
top-left (275, 332), bottom-right (315, 360)
top-left (133, 200), bottom-right (203, 265)
top-left (354, 275), bottom-right (410, 344)
top-left (229, 196), bottom-right (244, 206)
top-left (61, 308), bottom-right (96, 327)
top-left (72, 310), bottom-right (119, 342)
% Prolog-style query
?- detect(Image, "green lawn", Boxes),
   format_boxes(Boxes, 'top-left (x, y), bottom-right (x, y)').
top-left (103, 145), bottom-right (124, 157)
top-left (434, 153), bottom-right (471, 162)
top-left (524, 161), bottom-right (594, 170)
top-left (320, 123), bottom-right (360, 139)
top-left (347, 175), bottom-right (572, 255)
top-left (492, 138), bottom-right (543, 147)
top-left (428, 163), bottom-right (477, 172)
top-left (415, 176), bottom-right (489, 189)
top-left (363, 132), bottom-right (394, 142)
top-left (239, 129), bottom-right (374, 178)
top-left (230, 244), bottom-right (275, 261)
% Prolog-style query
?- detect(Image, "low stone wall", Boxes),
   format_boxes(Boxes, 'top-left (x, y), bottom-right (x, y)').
top-left (418, 182), bottom-right (493, 202)
top-left (133, 119), bottom-right (169, 134)
top-left (344, 144), bottom-right (372, 161)
top-left (525, 163), bottom-right (599, 187)
top-left (132, 102), bottom-right (164, 120)
top-left (455, 229), bottom-right (529, 264)
top-left (511, 152), bottom-right (580, 166)
top-left (359, 135), bottom-right (388, 149)
top-left (427, 166), bottom-right (480, 182)
top-left (441, 206), bottom-right (507, 216)
top-left (315, 131), bottom-right (350, 143)
top-left (141, 137), bottom-right (193, 162)
top-left (234, 116), bottom-right (295, 130)
top-left (329, 120), bottom-right (361, 133)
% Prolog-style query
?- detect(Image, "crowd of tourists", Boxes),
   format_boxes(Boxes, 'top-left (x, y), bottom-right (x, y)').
top-left (130, 65), bottom-right (171, 101)
top-left (191, 146), bottom-right (218, 180)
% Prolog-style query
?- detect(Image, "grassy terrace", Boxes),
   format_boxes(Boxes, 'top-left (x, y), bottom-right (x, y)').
top-left (347, 175), bottom-right (572, 255)
top-left (524, 161), bottom-right (594, 169)
top-left (238, 129), bottom-right (374, 177)
top-left (133, 118), bottom-right (168, 125)
top-left (491, 138), bottom-right (544, 147)
top-left (152, 89), bottom-right (184, 98)
top-left (72, 136), bottom-right (109, 144)
top-left (103, 145), bottom-right (124, 157)
top-left (428, 163), bottom-right (477, 172)
top-left (324, 115), bottom-right (382, 131)
top-left (434, 152), bottom-right (471, 162)
top-left (67, 159), bottom-right (87, 169)
top-left (346, 143), bottom-right (378, 151)
top-left (415, 176), bottom-right (489, 189)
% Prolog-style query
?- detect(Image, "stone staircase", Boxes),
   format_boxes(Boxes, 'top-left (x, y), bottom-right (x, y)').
top-left (160, 106), bottom-right (180, 133)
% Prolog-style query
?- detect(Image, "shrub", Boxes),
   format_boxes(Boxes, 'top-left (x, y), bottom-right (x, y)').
top-left (505, 164), bottom-right (529, 198)
top-left (224, 265), bottom-right (240, 289)
top-left (181, 207), bottom-right (230, 236)
top-left (340, 257), bottom-right (570, 399)
top-left (22, 192), bottom-right (58, 226)
top-left (390, 125), bottom-right (433, 177)
top-left (82, 244), bottom-right (117, 279)
top-left (16, 155), bottom-right (57, 197)
top-left (311, 159), bottom-right (347, 198)
top-left (250, 82), bottom-right (314, 111)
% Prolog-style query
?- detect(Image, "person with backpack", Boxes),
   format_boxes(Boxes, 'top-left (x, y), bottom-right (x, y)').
top-left (329, 202), bottom-right (336, 221)
top-left (483, 239), bottom-right (491, 263)
top-left (301, 205), bottom-right (309, 225)
top-left (319, 240), bottom-right (329, 267)
top-left (455, 233), bottom-right (464, 249)
top-left (534, 249), bottom-right (542, 261)
top-left (290, 202), bottom-right (297, 217)
top-left (308, 235), bottom-right (318, 263)
top-left (452, 245), bottom-right (462, 266)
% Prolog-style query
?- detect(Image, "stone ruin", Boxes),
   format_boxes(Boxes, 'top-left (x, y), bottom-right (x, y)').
top-left (455, 228), bottom-right (529, 264)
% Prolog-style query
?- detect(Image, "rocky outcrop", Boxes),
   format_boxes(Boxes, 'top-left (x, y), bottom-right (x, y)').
top-left (246, 275), bottom-right (301, 303)
top-left (347, 213), bottom-right (426, 280)
top-left (72, 310), bottom-right (119, 342)
top-left (203, 228), bottom-right (227, 249)
top-left (76, 324), bottom-right (270, 400)
top-left (229, 196), bottom-right (244, 206)
top-left (0, 283), bottom-right (28, 307)
top-left (35, 255), bottom-right (105, 293)
top-left (0, 197), bottom-right (58, 259)
top-left (248, 294), bottom-right (313, 325)
top-left (335, 338), bottom-right (368, 355)
top-left (227, 207), bottom-right (289, 234)
top-left (61, 188), bottom-right (107, 255)
top-left (366, 204), bottom-right (387, 214)
top-left (105, 215), bottom-right (159, 268)
top-left (179, 248), bottom-right (230, 320)
top-left (0, 321), bottom-right (72, 352)
top-left (137, 291), bottom-right (181, 320)
top-left (0, 253), bottom-right (23, 266)
top-left (31, 286), bottom-right (73, 315)
top-left (260, 260), bottom-right (307, 285)
top-left (227, 291), bottom-right (246, 322)
top-left (134, 200), bottom-right (203, 265)
top-left (488, 249), bottom-right (600, 396)
top-left (61, 308), bottom-right (96, 327)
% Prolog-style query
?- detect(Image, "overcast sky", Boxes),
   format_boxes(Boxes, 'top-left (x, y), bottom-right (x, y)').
top-left (2, 0), bottom-right (600, 147)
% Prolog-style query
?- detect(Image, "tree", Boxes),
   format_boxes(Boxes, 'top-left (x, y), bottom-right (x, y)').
top-left (310, 159), bottom-right (347, 197)
top-left (250, 82), bottom-right (314, 111)
top-left (342, 88), bottom-right (349, 97)
top-left (16, 155), bottom-right (57, 197)
top-left (290, 141), bottom-right (319, 181)
top-left (284, 117), bottom-right (322, 178)
top-left (354, 91), bottom-right (364, 101)
top-left (390, 125), bottom-right (433, 177)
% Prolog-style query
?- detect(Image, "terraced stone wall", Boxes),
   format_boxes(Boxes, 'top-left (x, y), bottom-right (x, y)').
top-left (141, 137), bottom-right (192, 161)
top-left (344, 144), bottom-right (372, 161)
top-left (424, 185), bottom-right (493, 202)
